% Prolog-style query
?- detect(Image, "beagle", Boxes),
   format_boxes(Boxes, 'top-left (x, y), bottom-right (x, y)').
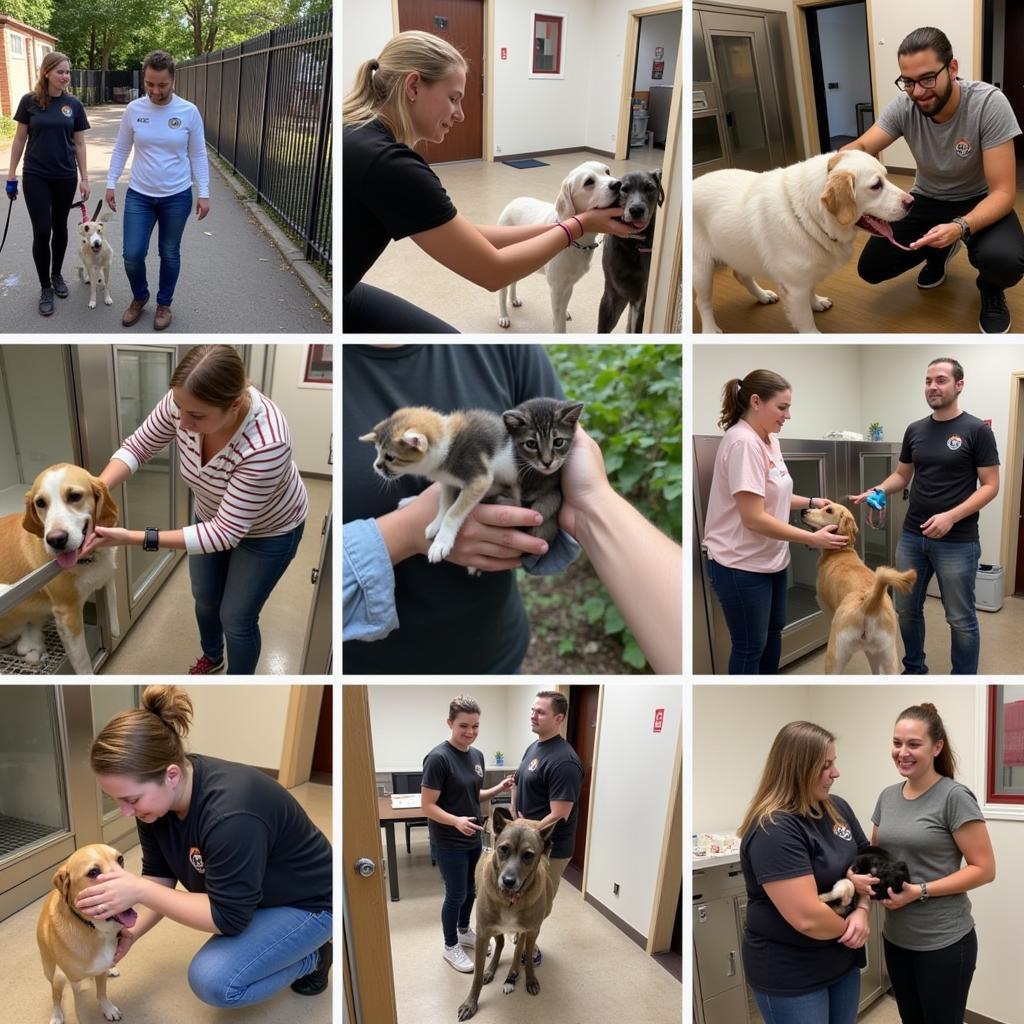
top-left (0, 464), bottom-right (118, 673)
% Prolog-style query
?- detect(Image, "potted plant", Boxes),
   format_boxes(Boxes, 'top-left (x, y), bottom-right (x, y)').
top-left (868, 422), bottom-right (883, 441)
top-left (494, 751), bottom-right (504, 766)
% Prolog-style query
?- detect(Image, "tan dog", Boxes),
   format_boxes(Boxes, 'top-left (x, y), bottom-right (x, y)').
top-left (801, 502), bottom-right (916, 673)
top-left (0, 464), bottom-right (118, 672)
top-left (458, 807), bottom-right (557, 1021)
top-left (37, 844), bottom-right (138, 1023)
top-left (78, 215), bottom-right (114, 309)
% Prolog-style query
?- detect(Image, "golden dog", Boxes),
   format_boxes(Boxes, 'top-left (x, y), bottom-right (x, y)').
top-left (801, 502), bottom-right (916, 673)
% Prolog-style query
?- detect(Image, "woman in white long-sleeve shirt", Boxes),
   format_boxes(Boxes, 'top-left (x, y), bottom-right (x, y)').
top-left (81, 345), bottom-right (308, 674)
top-left (105, 49), bottom-right (210, 332)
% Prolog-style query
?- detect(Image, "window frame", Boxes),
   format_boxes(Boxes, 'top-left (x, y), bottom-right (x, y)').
top-left (529, 11), bottom-right (566, 80)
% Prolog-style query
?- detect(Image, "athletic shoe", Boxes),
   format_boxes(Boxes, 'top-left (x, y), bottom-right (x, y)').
top-left (51, 273), bottom-right (69, 298)
top-left (443, 943), bottom-right (475, 973)
top-left (39, 287), bottom-right (55, 316)
top-left (188, 654), bottom-right (225, 674)
top-left (979, 286), bottom-right (1011, 333)
top-left (916, 238), bottom-right (961, 288)
top-left (513, 934), bottom-right (542, 966)
top-left (457, 927), bottom-right (492, 953)
top-left (290, 939), bottom-right (332, 995)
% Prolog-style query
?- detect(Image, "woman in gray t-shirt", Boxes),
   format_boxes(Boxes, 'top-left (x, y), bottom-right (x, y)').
top-left (871, 703), bottom-right (995, 1024)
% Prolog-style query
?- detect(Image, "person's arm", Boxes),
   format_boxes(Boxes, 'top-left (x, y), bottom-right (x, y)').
top-left (343, 518), bottom-right (399, 642)
top-left (840, 123), bottom-right (898, 156)
top-left (411, 206), bottom-right (645, 292)
top-left (474, 222), bottom-right (567, 247)
top-left (734, 491), bottom-right (849, 550)
top-left (105, 109), bottom-right (135, 212)
top-left (762, 875), bottom-right (863, 941)
top-left (920, 464), bottom-right (999, 539)
top-left (789, 495), bottom-right (837, 512)
top-left (73, 130), bottom-right (89, 200)
top-left (420, 785), bottom-right (482, 836)
top-left (850, 461), bottom-right (914, 504)
top-left (479, 776), bottom-right (515, 801)
top-left (76, 868), bottom-right (219, 933)
top-left (188, 106), bottom-right (211, 219)
top-left (530, 799), bottom-right (573, 829)
top-left (7, 121), bottom-right (29, 180)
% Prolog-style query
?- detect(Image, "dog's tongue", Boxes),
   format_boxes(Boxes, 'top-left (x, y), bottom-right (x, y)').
top-left (503, 888), bottom-right (522, 904)
top-left (857, 214), bottom-right (914, 251)
top-left (112, 908), bottom-right (138, 928)
top-left (55, 549), bottom-right (80, 569)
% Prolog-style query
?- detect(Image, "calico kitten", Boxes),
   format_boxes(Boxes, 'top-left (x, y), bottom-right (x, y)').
top-left (359, 406), bottom-right (519, 564)
top-left (501, 398), bottom-right (584, 544)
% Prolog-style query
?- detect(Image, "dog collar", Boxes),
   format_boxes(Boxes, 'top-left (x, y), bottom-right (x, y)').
top-left (68, 904), bottom-right (98, 930)
top-left (572, 239), bottom-right (599, 251)
top-left (503, 889), bottom-right (524, 904)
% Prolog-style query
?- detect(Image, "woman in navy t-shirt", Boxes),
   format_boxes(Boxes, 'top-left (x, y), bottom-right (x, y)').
top-left (738, 721), bottom-right (878, 1024)
top-left (6, 51), bottom-right (90, 316)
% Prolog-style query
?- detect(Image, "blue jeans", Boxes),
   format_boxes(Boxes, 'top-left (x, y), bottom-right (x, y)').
top-left (188, 906), bottom-right (332, 1008)
top-left (434, 843), bottom-right (481, 947)
top-left (189, 522), bottom-right (305, 674)
top-left (752, 965), bottom-right (861, 1024)
top-left (895, 531), bottom-right (981, 674)
top-left (122, 185), bottom-right (192, 305)
top-left (707, 559), bottom-right (788, 674)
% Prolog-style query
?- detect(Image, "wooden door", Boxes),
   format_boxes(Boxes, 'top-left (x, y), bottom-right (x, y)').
top-left (1003, 3), bottom-right (1024, 161)
top-left (311, 684), bottom-right (332, 775)
top-left (342, 686), bottom-right (397, 1023)
top-left (397, 0), bottom-right (484, 162)
top-left (568, 685), bottom-right (600, 872)
top-left (1015, 449), bottom-right (1024, 595)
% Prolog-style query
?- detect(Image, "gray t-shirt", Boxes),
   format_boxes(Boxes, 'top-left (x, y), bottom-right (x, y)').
top-left (872, 776), bottom-right (984, 950)
top-left (876, 79), bottom-right (1021, 200)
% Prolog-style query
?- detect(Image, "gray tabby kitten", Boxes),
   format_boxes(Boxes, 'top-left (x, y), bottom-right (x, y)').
top-left (501, 398), bottom-right (584, 544)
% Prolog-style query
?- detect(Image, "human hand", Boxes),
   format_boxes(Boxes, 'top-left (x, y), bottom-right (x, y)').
top-left (910, 222), bottom-right (962, 250)
top-left (6, 178), bottom-right (19, 200)
top-left (112, 929), bottom-right (138, 966)
top-left (196, 198), bottom-right (210, 220)
top-left (75, 865), bottom-right (143, 920)
top-left (849, 490), bottom-right (874, 505)
top-left (80, 178), bottom-right (90, 201)
top-left (579, 205), bottom-right (649, 238)
top-left (498, 775), bottom-right (515, 792)
top-left (105, 188), bottom-right (117, 213)
top-left (846, 867), bottom-right (881, 899)
top-left (808, 524), bottom-right (850, 550)
top-left (454, 816), bottom-right (484, 837)
top-left (558, 425), bottom-right (614, 538)
top-left (920, 511), bottom-right (955, 539)
top-left (880, 884), bottom-right (920, 910)
top-left (838, 906), bottom-right (870, 948)
top-left (80, 525), bottom-right (131, 558)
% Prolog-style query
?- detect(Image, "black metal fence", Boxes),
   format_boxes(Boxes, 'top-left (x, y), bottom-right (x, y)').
top-left (176, 12), bottom-right (332, 275)
top-left (69, 70), bottom-right (139, 105)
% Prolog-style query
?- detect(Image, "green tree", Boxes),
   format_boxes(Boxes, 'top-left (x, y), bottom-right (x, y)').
top-left (49, 0), bottom-right (150, 70)
top-left (174, 0), bottom-right (331, 56)
top-left (3, 0), bottom-right (54, 29)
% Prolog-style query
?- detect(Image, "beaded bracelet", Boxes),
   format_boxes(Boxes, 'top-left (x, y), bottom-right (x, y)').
top-left (556, 222), bottom-right (573, 247)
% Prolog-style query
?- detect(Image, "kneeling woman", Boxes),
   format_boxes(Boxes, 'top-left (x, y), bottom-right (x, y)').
top-left (76, 686), bottom-right (332, 1007)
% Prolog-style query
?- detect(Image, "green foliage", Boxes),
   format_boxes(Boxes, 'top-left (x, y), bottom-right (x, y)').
top-left (4, 0), bottom-right (53, 29)
top-left (0, 116), bottom-right (16, 142)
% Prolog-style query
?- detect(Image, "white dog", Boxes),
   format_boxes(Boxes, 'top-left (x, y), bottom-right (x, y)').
top-left (78, 214), bottom-right (114, 309)
top-left (496, 160), bottom-right (621, 332)
top-left (693, 150), bottom-right (914, 333)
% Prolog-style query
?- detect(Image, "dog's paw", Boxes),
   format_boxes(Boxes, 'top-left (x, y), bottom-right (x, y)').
top-left (501, 970), bottom-right (518, 995)
top-left (466, 566), bottom-right (481, 577)
top-left (565, 311), bottom-right (572, 321)
top-left (88, 299), bottom-right (97, 309)
top-left (511, 297), bottom-right (522, 308)
top-left (482, 966), bottom-right (496, 985)
top-left (47, 1011), bottom-right (64, 1024)
top-left (526, 977), bottom-right (540, 995)
top-left (427, 538), bottom-right (453, 563)
top-left (424, 517), bottom-right (443, 541)
top-left (104, 296), bottom-right (113, 306)
top-left (457, 999), bottom-right (477, 1021)
top-left (107, 967), bottom-right (120, 977)
top-left (497, 316), bottom-right (510, 328)
top-left (758, 289), bottom-right (779, 304)
top-left (100, 1002), bottom-right (122, 1022)
top-left (812, 294), bottom-right (833, 312)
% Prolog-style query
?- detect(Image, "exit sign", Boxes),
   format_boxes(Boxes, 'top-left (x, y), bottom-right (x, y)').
top-left (653, 709), bottom-right (664, 733)
top-left (501, 46), bottom-right (508, 60)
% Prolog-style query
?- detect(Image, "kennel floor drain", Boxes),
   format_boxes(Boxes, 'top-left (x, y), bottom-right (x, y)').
top-left (0, 814), bottom-right (62, 858)
top-left (0, 622), bottom-right (67, 674)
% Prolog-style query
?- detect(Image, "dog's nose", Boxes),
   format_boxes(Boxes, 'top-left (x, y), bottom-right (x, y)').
top-left (902, 195), bottom-right (914, 209)
top-left (500, 874), bottom-right (517, 890)
top-left (610, 180), bottom-right (622, 193)
top-left (46, 530), bottom-right (69, 550)
top-left (629, 204), bottom-right (646, 218)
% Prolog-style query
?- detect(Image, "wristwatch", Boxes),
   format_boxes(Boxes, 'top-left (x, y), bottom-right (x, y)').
top-left (143, 527), bottom-right (160, 552)
top-left (952, 216), bottom-right (971, 241)
top-left (918, 880), bottom-right (930, 902)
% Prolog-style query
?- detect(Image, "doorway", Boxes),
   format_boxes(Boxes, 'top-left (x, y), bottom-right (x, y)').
top-left (567, 684), bottom-right (600, 881)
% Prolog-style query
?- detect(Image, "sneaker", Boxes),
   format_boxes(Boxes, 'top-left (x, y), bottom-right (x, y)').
top-left (518, 943), bottom-right (542, 966)
top-left (979, 286), bottom-right (1011, 333)
top-left (916, 238), bottom-right (961, 288)
top-left (290, 939), bottom-right (332, 995)
top-left (443, 943), bottom-right (475, 973)
top-left (51, 273), bottom-right (69, 298)
top-left (39, 287), bottom-right (55, 316)
top-left (188, 654), bottom-right (225, 674)
top-left (457, 927), bottom-right (492, 953)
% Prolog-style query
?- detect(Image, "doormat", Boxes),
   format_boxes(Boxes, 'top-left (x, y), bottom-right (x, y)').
top-left (502, 158), bottom-right (549, 169)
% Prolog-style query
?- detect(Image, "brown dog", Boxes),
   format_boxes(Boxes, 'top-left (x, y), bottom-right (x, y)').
top-left (0, 464), bottom-right (118, 673)
top-left (801, 502), bottom-right (916, 673)
top-left (37, 844), bottom-right (138, 1023)
top-left (457, 808), bottom-right (557, 1021)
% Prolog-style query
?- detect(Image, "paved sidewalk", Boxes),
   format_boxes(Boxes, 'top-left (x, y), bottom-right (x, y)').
top-left (1, 105), bottom-right (330, 333)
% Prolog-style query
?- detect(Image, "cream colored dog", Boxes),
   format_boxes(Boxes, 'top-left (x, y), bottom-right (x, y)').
top-left (37, 844), bottom-right (138, 1024)
top-left (78, 215), bottom-right (114, 309)
top-left (0, 464), bottom-right (118, 672)
top-left (801, 502), bottom-right (916, 673)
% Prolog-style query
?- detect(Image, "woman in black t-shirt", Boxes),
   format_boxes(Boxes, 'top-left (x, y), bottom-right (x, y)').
top-left (737, 721), bottom-right (878, 1024)
top-left (342, 30), bottom-right (644, 333)
top-left (421, 694), bottom-right (514, 973)
top-left (6, 51), bottom-right (90, 317)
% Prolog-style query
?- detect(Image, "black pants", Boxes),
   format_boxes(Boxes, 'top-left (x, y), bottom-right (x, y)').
top-left (883, 929), bottom-right (977, 1024)
top-left (22, 174), bottom-right (78, 289)
top-left (858, 191), bottom-right (1024, 294)
top-left (343, 282), bottom-right (459, 333)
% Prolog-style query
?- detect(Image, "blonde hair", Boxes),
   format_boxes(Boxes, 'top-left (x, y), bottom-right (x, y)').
top-left (343, 30), bottom-right (467, 146)
top-left (33, 52), bottom-right (71, 110)
top-left (738, 721), bottom-right (846, 837)
top-left (171, 345), bottom-right (248, 410)
top-left (91, 686), bottom-right (193, 783)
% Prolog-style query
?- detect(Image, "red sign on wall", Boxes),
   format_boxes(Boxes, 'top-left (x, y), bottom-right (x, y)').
top-left (501, 47), bottom-right (508, 60)
top-left (653, 708), bottom-right (664, 733)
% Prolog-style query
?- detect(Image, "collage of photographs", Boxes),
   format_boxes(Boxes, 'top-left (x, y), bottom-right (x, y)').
top-left (0, 2), bottom-right (1021, 1024)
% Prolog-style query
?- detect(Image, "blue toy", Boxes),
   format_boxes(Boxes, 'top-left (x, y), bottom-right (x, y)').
top-left (865, 488), bottom-right (887, 529)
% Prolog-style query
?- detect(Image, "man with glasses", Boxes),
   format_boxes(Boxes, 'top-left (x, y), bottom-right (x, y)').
top-left (843, 26), bottom-right (1023, 333)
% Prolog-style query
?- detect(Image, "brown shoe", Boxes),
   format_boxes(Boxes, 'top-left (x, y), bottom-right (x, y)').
top-left (121, 297), bottom-right (147, 327)
top-left (153, 304), bottom-right (172, 331)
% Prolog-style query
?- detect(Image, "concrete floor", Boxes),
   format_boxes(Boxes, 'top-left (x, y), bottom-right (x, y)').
top-left (355, 146), bottom-right (667, 334)
top-left (386, 828), bottom-right (681, 1023)
top-left (101, 477), bottom-right (330, 675)
top-left (2, 781), bottom-right (331, 1024)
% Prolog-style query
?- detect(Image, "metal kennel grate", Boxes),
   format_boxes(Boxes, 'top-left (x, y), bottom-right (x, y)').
top-left (0, 813), bottom-right (61, 857)
top-left (0, 622), bottom-right (67, 674)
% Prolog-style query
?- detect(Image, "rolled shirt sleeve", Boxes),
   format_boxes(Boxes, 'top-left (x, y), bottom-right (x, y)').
top-left (343, 518), bottom-right (399, 642)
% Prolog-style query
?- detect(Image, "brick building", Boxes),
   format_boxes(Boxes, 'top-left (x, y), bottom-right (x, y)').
top-left (1, 14), bottom-right (58, 117)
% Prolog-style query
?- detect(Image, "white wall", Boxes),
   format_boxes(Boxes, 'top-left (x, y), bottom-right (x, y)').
top-left (818, 3), bottom-right (871, 140)
top-left (693, 684), bottom-right (1023, 1024)
top-left (635, 11), bottom-right (680, 92)
top-left (187, 685), bottom-right (291, 770)
top-left (585, 684), bottom-right (681, 939)
top-left (267, 344), bottom-right (332, 476)
top-left (340, 3), bottom-right (395, 101)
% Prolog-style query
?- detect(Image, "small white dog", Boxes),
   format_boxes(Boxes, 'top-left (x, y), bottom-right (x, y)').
top-left (78, 214), bottom-right (114, 309)
top-left (497, 160), bottom-right (621, 332)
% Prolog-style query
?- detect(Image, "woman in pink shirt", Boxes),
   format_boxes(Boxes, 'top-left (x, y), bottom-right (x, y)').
top-left (703, 369), bottom-right (848, 673)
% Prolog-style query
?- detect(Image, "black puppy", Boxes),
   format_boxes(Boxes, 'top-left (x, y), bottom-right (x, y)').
top-left (597, 169), bottom-right (664, 333)
top-left (854, 845), bottom-right (911, 900)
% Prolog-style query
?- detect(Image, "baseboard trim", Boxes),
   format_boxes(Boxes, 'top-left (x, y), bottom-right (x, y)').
top-left (301, 471), bottom-right (332, 481)
top-left (583, 891), bottom-right (646, 950)
top-left (965, 1010), bottom-right (1008, 1024)
top-left (498, 145), bottom-right (615, 163)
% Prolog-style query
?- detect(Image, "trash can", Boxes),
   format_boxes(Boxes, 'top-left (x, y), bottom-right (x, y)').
top-left (975, 564), bottom-right (1003, 612)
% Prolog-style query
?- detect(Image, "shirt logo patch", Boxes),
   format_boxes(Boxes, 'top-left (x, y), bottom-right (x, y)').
top-left (474, 764), bottom-right (483, 777)
top-left (168, 116), bottom-right (182, 129)
top-left (137, 117), bottom-right (150, 123)
top-left (953, 138), bottom-right (973, 158)
top-left (947, 434), bottom-right (963, 451)
top-left (527, 757), bottom-right (540, 772)
top-left (833, 823), bottom-right (853, 841)
top-left (189, 846), bottom-right (206, 874)
top-left (61, 105), bottom-right (72, 117)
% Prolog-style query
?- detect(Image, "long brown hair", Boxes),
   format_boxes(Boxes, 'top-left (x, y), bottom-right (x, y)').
top-left (718, 369), bottom-right (791, 431)
top-left (343, 30), bottom-right (466, 146)
top-left (171, 345), bottom-right (248, 410)
top-left (91, 685), bottom-right (193, 783)
top-left (739, 721), bottom-right (846, 836)
top-left (33, 52), bottom-right (71, 110)
top-left (896, 703), bottom-right (958, 778)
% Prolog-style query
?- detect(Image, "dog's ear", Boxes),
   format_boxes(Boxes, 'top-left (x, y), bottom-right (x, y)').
top-left (52, 864), bottom-right (72, 902)
top-left (837, 507), bottom-right (858, 541)
top-left (827, 152), bottom-right (846, 173)
top-left (92, 476), bottom-right (119, 527)
top-left (492, 806), bottom-right (514, 836)
top-left (537, 820), bottom-right (557, 853)
top-left (652, 168), bottom-right (665, 207)
top-left (821, 170), bottom-right (858, 227)
top-left (22, 490), bottom-right (44, 537)
top-left (555, 178), bottom-right (576, 220)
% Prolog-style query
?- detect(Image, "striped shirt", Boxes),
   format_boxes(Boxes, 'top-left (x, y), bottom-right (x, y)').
top-left (113, 386), bottom-right (308, 554)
